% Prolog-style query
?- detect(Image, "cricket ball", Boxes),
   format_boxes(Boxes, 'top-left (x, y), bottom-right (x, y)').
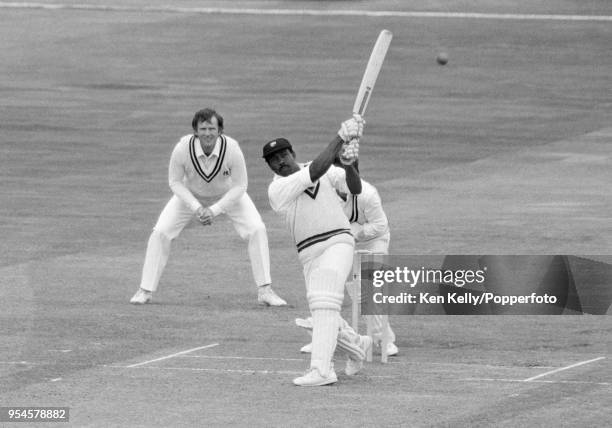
top-left (436, 52), bottom-right (448, 65)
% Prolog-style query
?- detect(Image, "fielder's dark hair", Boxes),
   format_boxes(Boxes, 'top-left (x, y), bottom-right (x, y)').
top-left (192, 108), bottom-right (224, 133)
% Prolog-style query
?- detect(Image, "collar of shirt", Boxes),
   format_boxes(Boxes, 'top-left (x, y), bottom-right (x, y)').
top-left (195, 137), bottom-right (221, 159)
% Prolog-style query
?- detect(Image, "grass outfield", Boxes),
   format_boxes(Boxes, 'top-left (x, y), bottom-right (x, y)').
top-left (1, 1), bottom-right (611, 426)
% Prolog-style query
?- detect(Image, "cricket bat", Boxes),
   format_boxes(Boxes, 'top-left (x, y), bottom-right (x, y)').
top-left (353, 29), bottom-right (393, 117)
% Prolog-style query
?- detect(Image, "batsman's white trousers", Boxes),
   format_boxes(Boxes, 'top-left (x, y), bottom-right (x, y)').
top-left (303, 242), bottom-right (355, 313)
top-left (139, 193), bottom-right (271, 292)
top-left (350, 232), bottom-right (396, 344)
top-left (303, 241), bottom-right (362, 375)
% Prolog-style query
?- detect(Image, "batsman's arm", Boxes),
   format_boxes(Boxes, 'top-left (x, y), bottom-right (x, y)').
top-left (327, 160), bottom-right (361, 195)
top-left (308, 135), bottom-right (346, 183)
top-left (309, 114), bottom-right (364, 183)
top-left (343, 162), bottom-right (362, 195)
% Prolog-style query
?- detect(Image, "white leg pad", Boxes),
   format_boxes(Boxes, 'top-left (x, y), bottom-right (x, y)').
top-left (337, 316), bottom-right (366, 361)
top-left (307, 268), bottom-right (344, 311)
top-left (310, 309), bottom-right (340, 377)
top-left (307, 268), bottom-right (344, 376)
top-left (296, 316), bottom-right (366, 362)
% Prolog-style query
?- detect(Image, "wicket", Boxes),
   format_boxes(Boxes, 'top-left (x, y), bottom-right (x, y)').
top-left (350, 249), bottom-right (390, 363)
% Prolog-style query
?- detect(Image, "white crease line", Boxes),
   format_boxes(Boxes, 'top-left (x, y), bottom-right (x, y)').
top-left (462, 377), bottom-right (610, 386)
top-left (120, 365), bottom-right (304, 376)
top-left (523, 356), bottom-right (606, 382)
top-left (387, 360), bottom-right (556, 369)
top-left (0, 361), bottom-right (41, 365)
top-left (180, 355), bottom-right (304, 362)
top-left (182, 355), bottom-right (555, 370)
top-left (106, 364), bottom-right (397, 378)
top-left (126, 343), bottom-right (219, 368)
top-left (108, 363), bottom-right (610, 383)
top-left (0, 3), bottom-right (610, 21)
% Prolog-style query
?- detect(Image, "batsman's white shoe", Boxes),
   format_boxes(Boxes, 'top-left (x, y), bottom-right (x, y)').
top-left (295, 317), bottom-right (313, 330)
top-left (257, 285), bottom-right (287, 306)
top-left (344, 335), bottom-right (373, 376)
top-left (345, 357), bottom-right (363, 376)
top-left (293, 368), bottom-right (337, 387)
top-left (300, 343), bottom-right (313, 354)
top-left (130, 288), bottom-right (152, 305)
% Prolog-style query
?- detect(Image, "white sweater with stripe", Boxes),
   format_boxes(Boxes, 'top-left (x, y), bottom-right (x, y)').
top-left (268, 164), bottom-right (354, 263)
top-left (168, 134), bottom-right (247, 216)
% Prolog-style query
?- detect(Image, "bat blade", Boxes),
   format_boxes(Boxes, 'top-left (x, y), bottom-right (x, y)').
top-left (352, 29), bottom-right (393, 116)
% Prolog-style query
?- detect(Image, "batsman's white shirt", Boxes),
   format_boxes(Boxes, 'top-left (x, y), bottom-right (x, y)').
top-left (268, 164), bottom-right (354, 264)
top-left (169, 134), bottom-right (247, 216)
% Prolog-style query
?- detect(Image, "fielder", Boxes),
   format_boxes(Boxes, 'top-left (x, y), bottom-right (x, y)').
top-left (264, 115), bottom-right (371, 386)
top-left (130, 108), bottom-right (286, 306)
top-left (299, 164), bottom-right (399, 356)
top-left (336, 169), bottom-right (398, 356)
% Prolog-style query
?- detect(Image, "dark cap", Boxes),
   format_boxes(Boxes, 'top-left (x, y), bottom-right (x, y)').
top-left (262, 138), bottom-right (292, 159)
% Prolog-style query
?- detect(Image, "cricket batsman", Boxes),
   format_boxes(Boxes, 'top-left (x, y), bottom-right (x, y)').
top-left (263, 114), bottom-right (372, 386)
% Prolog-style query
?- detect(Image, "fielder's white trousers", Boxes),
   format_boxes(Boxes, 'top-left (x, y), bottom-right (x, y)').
top-left (350, 232), bottom-right (396, 344)
top-left (139, 193), bottom-right (271, 292)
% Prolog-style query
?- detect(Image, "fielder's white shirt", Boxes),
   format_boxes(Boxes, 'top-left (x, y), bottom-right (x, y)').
top-left (168, 134), bottom-right (247, 216)
top-left (338, 179), bottom-right (390, 243)
top-left (268, 164), bottom-right (354, 263)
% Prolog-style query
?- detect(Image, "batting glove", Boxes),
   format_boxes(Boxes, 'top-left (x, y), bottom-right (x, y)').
top-left (338, 114), bottom-right (365, 142)
top-left (339, 138), bottom-right (360, 165)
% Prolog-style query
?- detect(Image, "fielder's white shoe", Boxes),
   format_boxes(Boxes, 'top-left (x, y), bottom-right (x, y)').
top-left (385, 342), bottom-right (399, 356)
top-left (293, 368), bottom-right (337, 386)
top-left (130, 288), bottom-right (152, 305)
top-left (375, 340), bottom-right (399, 356)
top-left (300, 343), bottom-right (313, 354)
top-left (257, 285), bottom-right (287, 306)
top-left (344, 335), bottom-right (373, 376)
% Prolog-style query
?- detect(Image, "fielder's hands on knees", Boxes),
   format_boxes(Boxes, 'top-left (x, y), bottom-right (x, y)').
top-left (196, 206), bottom-right (213, 226)
top-left (339, 138), bottom-right (360, 165)
top-left (338, 114), bottom-right (365, 142)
